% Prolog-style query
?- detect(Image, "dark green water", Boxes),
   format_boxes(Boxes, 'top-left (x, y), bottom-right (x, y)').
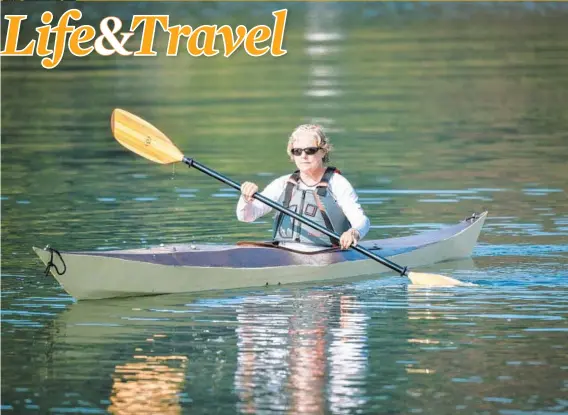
top-left (2, 2), bottom-right (567, 414)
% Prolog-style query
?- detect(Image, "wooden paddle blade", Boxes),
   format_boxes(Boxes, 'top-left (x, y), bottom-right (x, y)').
top-left (407, 271), bottom-right (472, 287)
top-left (111, 109), bottom-right (184, 164)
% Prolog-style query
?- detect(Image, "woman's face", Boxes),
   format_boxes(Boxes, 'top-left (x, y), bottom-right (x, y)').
top-left (290, 134), bottom-right (325, 174)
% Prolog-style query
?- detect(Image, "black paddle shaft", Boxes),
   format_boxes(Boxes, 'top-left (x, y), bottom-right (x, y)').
top-left (183, 157), bottom-right (408, 276)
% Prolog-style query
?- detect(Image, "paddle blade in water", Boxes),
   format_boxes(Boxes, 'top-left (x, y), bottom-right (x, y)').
top-left (407, 271), bottom-right (470, 287)
top-left (111, 109), bottom-right (184, 164)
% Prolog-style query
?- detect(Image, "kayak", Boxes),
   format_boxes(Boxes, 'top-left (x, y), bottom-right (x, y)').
top-left (33, 211), bottom-right (487, 300)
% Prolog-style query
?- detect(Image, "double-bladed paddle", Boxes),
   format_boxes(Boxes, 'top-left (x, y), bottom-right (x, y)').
top-left (111, 108), bottom-right (467, 287)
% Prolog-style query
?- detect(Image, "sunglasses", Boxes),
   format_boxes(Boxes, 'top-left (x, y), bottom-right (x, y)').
top-left (290, 147), bottom-right (321, 156)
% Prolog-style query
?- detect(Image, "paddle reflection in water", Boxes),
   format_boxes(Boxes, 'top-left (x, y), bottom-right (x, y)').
top-left (108, 351), bottom-right (188, 415)
top-left (48, 297), bottom-right (191, 414)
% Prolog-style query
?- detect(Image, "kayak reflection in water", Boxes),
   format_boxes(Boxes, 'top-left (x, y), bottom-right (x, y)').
top-left (237, 124), bottom-right (370, 252)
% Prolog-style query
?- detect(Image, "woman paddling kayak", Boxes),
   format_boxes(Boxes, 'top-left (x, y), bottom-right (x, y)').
top-left (237, 124), bottom-right (370, 251)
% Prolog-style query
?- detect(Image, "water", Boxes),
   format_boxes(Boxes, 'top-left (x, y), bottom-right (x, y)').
top-left (2, 2), bottom-right (567, 414)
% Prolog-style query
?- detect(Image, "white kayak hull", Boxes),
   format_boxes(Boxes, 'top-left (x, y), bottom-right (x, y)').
top-left (33, 212), bottom-right (487, 300)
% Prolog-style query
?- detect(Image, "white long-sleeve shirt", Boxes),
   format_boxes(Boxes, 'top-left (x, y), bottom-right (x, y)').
top-left (236, 173), bottom-right (370, 249)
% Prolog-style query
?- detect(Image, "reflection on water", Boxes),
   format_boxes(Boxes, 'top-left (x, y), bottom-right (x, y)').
top-left (2, 2), bottom-right (568, 414)
top-left (233, 293), bottom-right (370, 414)
top-left (3, 280), bottom-right (567, 413)
top-left (234, 296), bottom-right (292, 413)
top-left (328, 296), bottom-right (368, 414)
top-left (305, 3), bottom-right (343, 105)
top-left (109, 352), bottom-right (188, 415)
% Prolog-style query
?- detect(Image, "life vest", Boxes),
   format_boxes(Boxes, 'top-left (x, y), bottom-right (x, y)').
top-left (272, 167), bottom-right (352, 247)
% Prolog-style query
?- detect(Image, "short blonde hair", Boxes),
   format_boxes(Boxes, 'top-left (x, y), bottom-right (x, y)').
top-left (287, 124), bottom-right (333, 163)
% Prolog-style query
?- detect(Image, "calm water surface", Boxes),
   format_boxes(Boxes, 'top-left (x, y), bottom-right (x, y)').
top-left (2, 3), bottom-right (567, 414)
